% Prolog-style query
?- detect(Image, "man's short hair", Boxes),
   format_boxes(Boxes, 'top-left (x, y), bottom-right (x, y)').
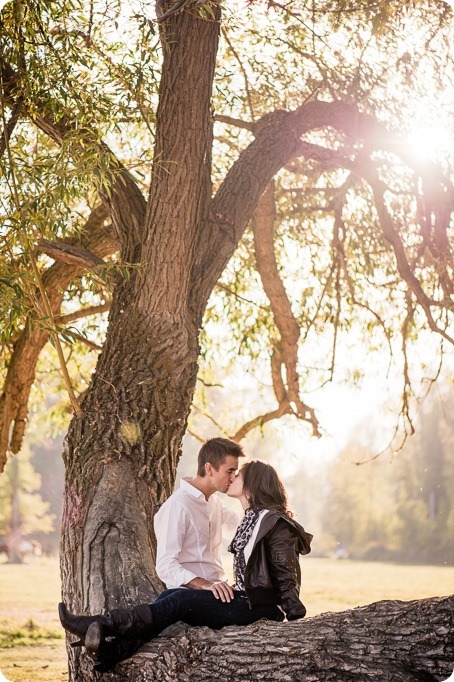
top-left (197, 437), bottom-right (244, 476)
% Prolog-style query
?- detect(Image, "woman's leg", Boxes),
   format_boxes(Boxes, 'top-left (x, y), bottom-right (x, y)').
top-left (150, 589), bottom-right (284, 633)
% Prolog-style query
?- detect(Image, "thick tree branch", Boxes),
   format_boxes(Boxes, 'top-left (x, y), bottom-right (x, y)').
top-left (192, 101), bottom-right (379, 313)
top-left (195, 98), bottom-right (453, 318)
top-left (37, 240), bottom-right (107, 268)
top-left (104, 595), bottom-right (454, 681)
top-left (0, 207), bottom-right (117, 472)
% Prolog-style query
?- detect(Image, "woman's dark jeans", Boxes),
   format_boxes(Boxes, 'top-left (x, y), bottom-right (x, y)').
top-left (151, 588), bottom-right (284, 634)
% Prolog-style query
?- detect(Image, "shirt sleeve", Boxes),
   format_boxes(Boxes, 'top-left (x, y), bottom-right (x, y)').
top-left (221, 503), bottom-right (240, 533)
top-left (153, 500), bottom-right (198, 589)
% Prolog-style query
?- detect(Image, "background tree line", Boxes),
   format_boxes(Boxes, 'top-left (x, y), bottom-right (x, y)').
top-left (2, 382), bottom-right (452, 565)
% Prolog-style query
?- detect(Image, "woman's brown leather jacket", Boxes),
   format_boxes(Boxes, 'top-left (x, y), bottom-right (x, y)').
top-left (244, 510), bottom-right (312, 620)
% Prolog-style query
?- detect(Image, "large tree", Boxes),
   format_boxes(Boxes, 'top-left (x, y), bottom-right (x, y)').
top-left (1, 0), bottom-right (453, 679)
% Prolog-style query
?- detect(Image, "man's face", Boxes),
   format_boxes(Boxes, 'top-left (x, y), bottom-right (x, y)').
top-left (208, 455), bottom-right (239, 493)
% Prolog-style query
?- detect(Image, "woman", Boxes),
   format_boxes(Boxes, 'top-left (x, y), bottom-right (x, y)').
top-left (59, 460), bottom-right (312, 673)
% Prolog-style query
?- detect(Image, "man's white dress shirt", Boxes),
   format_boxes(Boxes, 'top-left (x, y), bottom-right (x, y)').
top-left (154, 477), bottom-right (240, 589)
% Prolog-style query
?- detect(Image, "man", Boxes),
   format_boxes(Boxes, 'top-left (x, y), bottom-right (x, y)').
top-left (154, 437), bottom-right (244, 603)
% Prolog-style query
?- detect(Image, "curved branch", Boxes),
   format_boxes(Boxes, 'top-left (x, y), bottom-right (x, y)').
top-left (364, 166), bottom-right (453, 345)
top-left (252, 180), bottom-right (320, 437)
top-left (192, 100), bottom-right (382, 313)
top-left (232, 403), bottom-right (292, 443)
top-left (0, 207), bottom-right (117, 472)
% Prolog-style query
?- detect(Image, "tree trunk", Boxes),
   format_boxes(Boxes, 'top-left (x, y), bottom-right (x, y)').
top-left (60, 278), bottom-right (201, 680)
top-left (60, 6), bottom-right (221, 678)
top-left (82, 596), bottom-right (454, 682)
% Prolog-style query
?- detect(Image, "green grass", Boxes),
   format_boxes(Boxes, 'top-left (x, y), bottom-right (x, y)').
top-left (0, 556), bottom-right (453, 681)
top-left (0, 557), bottom-right (67, 682)
top-left (303, 556), bottom-right (454, 616)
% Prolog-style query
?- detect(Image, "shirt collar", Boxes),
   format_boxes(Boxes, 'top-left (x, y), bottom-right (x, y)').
top-left (180, 477), bottom-right (206, 500)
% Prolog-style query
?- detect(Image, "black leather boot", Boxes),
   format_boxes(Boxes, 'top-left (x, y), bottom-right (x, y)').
top-left (85, 622), bottom-right (147, 673)
top-left (103, 603), bottom-right (155, 639)
top-left (59, 602), bottom-right (155, 645)
top-left (58, 603), bottom-right (110, 646)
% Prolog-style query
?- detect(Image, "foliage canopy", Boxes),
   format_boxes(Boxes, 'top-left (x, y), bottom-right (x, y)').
top-left (0, 0), bottom-right (453, 471)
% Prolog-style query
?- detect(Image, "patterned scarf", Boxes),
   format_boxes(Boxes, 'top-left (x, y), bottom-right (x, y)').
top-left (228, 508), bottom-right (260, 590)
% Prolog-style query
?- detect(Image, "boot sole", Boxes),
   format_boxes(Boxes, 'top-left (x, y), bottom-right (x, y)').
top-left (85, 622), bottom-right (103, 658)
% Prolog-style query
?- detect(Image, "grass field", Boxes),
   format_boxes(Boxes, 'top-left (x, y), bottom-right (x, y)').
top-left (1, 556), bottom-right (453, 682)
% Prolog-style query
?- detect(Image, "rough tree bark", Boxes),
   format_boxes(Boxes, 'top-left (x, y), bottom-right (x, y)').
top-left (76, 596), bottom-right (454, 681)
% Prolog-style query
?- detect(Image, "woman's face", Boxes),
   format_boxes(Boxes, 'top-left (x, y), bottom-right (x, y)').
top-left (226, 471), bottom-right (244, 499)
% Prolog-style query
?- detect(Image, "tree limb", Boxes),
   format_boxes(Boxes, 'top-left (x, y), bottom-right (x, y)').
top-left (192, 101), bottom-right (380, 312)
top-left (0, 207), bottom-right (117, 472)
top-left (232, 403), bottom-right (292, 442)
top-left (252, 180), bottom-right (321, 436)
top-left (0, 94), bottom-right (22, 159)
top-left (37, 239), bottom-right (107, 268)
top-left (56, 303), bottom-right (111, 325)
top-left (104, 595), bottom-right (454, 682)
top-left (214, 114), bottom-right (255, 132)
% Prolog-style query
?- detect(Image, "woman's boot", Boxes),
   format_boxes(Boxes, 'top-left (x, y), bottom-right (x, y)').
top-left (85, 622), bottom-right (147, 673)
top-left (58, 602), bottom-right (155, 645)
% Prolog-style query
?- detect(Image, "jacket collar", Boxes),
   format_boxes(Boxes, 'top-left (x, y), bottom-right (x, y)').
top-left (252, 509), bottom-right (312, 555)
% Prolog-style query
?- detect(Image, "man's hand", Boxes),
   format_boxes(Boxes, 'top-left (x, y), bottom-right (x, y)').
top-left (184, 577), bottom-right (235, 602)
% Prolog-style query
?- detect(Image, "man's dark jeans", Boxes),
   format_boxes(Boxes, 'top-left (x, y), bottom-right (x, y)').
top-left (151, 588), bottom-right (284, 634)
top-left (91, 589), bottom-right (284, 669)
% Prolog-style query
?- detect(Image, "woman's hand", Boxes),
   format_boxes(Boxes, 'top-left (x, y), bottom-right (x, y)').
top-left (209, 581), bottom-right (234, 603)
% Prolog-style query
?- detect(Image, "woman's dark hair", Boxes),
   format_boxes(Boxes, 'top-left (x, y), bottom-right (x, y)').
top-left (241, 460), bottom-right (293, 517)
